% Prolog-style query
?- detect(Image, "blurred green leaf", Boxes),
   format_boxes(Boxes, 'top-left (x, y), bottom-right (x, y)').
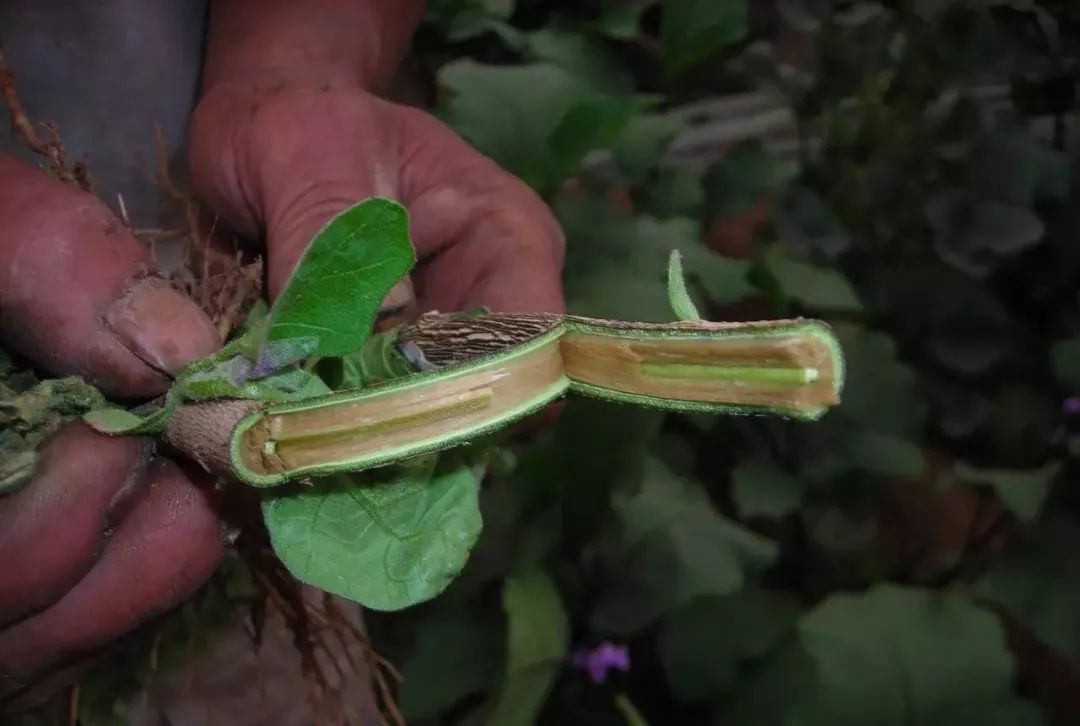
top-left (775, 0), bottom-right (830, 32)
top-left (983, 385), bottom-right (1056, 465)
top-left (728, 585), bottom-right (1039, 726)
top-left (439, 61), bottom-right (637, 194)
top-left (557, 193), bottom-right (752, 321)
top-left (773, 184), bottom-right (852, 258)
top-left (614, 693), bottom-right (651, 726)
top-left (525, 28), bottom-right (633, 92)
top-left (732, 40), bottom-right (815, 102)
top-left (732, 458), bottom-right (804, 519)
top-left (597, 0), bottom-right (653, 39)
top-left (704, 142), bottom-right (792, 221)
top-left (831, 324), bottom-right (928, 437)
top-left (641, 166), bottom-right (705, 218)
top-left (978, 516), bottom-right (1080, 671)
top-left (801, 504), bottom-right (880, 554)
top-left (969, 131), bottom-right (1070, 206)
top-left (549, 97), bottom-right (643, 183)
top-left (764, 256), bottom-right (863, 313)
top-left (847, 432), bottom-right (926, 478)
top-left (954, 461), bottom-right (1059, 522)
top-left (913, 0), bottom-right (961, 20)
top-left (662, 0), bottom-right (748, 75)
top-left (399, 606), bottom-right (503, 720)
top-left (592, 458), bottom-right (778, 634)
top-left (659, 588), bottom-right (801, 704)
top-left (611, 115), bottom-right (686, 182)
top-left (485, 570), bottom-right (570, 726)
top-left (927, 194), bottom-right (1045, 277)
top-left (261, 456), bottom-right (482, 611)
top-left (425, 0), bottom-right (517, 41)
top-left (928, 334), bottom-right (1008, 376)
top-left (518, 396), bottom-right (664, 550)
top-left (1051, 336), bottom-right (1080, 389)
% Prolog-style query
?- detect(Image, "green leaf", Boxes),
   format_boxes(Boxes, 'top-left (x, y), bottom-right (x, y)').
top-left (730, 585), bottom-right (1035, 726)
top-left (82, 408), bottom-right (149, 434)
top-left (773, 184), bottom-right (852, 258)
top-left (265, 198), bottom-right (415, 358)
top-left (830, 323), bottom-right (927, 437)
top-left (1051, 336), bottom-right (1080, 389)
top-left (597, 0), bottom-right (653, 39)
top-left (970, 131), bottom-right (1070, 206)
top-left (557, 193), bottom-right (752, 322)
top-left (261, 455), bottom-right (483, 611)
top-left (524, 29), bottom-right (633, 93)
top-left (258, 368), bottom-right (333, 399)
top-left (319, 328), bottom-right (417, 390)
top-left (425, 0), bottom-right (517, 41)
top-left (592, 458), bottom-right (778, 634)
top-left (666, 250), bottom-right (702, 321)
top-left (614, 693), bottom-right (650, 726)
top-left (732, 459), bottom-right (804, 519)
top-left (954, 461), bottom-right (1060, 523)
top-left (610, 114), bottom-right (686, 182)
top-left (398, 606), bottom-right (503, 720)
top-left (83, 388), bottom-right (182, 435)
top-left (659, 588), bottom-right (801, 704)
top-left (764, 256), bottom-right (863, 313)
top-left (484, 570), bottom-right (570, 726)
top-left (178, 353), bottom-right (330, 403)
top-left (517, 396), bottom-right (665, 551)
top-left (704, 142), bottom-right (792, 221)
top-left (548, 96), bottom-right (642, 183)
top-left (927, 194), bottom-right (1045, 277)
top-left (977, 516), bottom-right (1080, 672)
top-left (439, 61), bottom-right (637, 194)
top-left (641, 166), bottom-right (705, 219)
top-left (661, 0), bottom-right (748, 76)
top-left (847, 431), bottom-right (926, 478)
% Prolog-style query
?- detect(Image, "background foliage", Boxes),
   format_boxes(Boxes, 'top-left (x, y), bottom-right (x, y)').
top-left (368, 1), bottom-right (1080, 724)
top-left (10, 0), bottom-right (1078, 723)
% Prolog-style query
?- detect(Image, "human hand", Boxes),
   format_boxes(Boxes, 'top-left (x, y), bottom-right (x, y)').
top-left (188, 0), bottom-right (562, 315)
top-left (0, 155), bottom-right (226, 707)
top-left (188, 79), bottom-right (565, 316)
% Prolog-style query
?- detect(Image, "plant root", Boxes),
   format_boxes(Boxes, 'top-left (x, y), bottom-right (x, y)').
top-left (0, 42), bottom-right (94, 192)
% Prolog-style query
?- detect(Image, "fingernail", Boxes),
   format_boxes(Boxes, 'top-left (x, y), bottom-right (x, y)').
top-left (379, 277), bottom-right (416, 316)
top-left (105, 276), bottom-right (221, 376)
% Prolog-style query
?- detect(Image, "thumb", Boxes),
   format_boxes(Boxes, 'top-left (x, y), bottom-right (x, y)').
top-left (0, 155), bottom-right (219, 398)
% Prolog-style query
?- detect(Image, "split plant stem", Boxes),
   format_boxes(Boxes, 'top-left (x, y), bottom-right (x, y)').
top-left (163, 312), bottom-right (844, 486)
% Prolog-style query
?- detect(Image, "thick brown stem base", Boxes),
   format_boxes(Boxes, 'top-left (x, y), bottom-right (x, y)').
top-left (163, 399), bottom-right (259, 478)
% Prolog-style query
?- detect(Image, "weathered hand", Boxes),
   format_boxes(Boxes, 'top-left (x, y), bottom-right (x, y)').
top-left (188, 79), bottom-right (565, 314)
top-left (0, 155), bottom-right (226, 706)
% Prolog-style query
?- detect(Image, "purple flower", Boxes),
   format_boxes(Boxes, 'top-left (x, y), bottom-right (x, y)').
top-left (571, 641), bottom-right (630, 684)
top-left (1064, 397), bottom-right (1080, 416)
top-left (248, 349), bottom-right (281, 380)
